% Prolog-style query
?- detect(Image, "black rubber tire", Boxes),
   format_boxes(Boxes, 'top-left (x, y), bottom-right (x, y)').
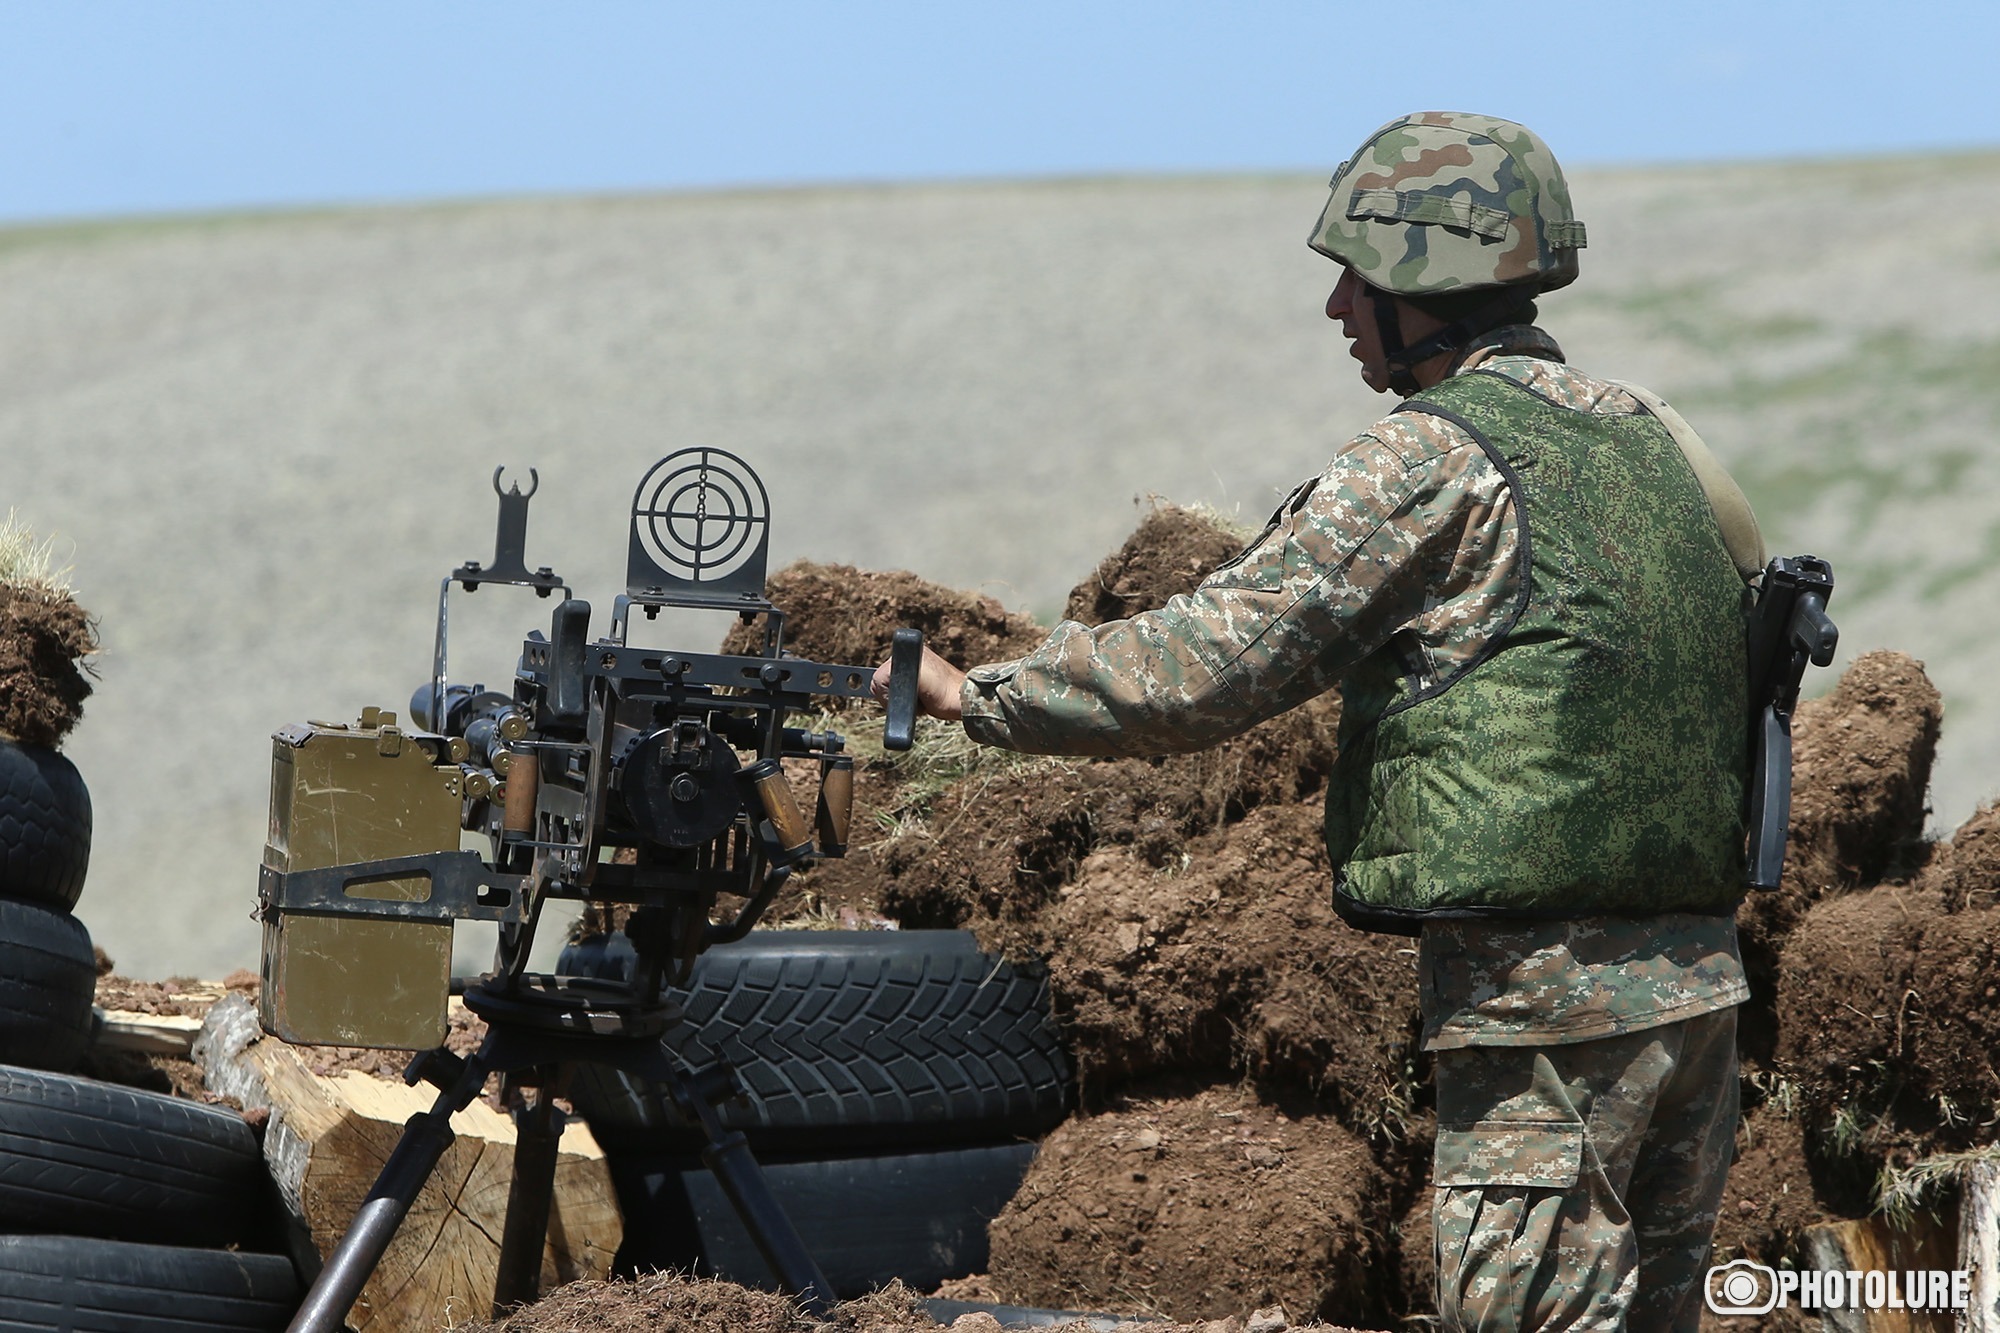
top-left (0, 741), bottom-right (91, 912)
top-left (0, 1065), bottom-right (268, 1249)
top-left (559, 929), bottom-right (1072, 1151)
top-left (608, 1139), bottom-right (1038, 1299)
top-left (0, 1235), bottom-right (299, 1332)
top-left (0, 898), bottom-right (96, 1073)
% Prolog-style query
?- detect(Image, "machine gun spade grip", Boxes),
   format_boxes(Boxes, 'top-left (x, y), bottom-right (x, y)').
top-left (883, 628), bottom-right (924, 753)
top-left (546, 599), bottom-right (591, 733)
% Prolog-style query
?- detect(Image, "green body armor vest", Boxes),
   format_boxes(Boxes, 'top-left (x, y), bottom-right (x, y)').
top-left (1326, 370), bottom-right (1748, 936)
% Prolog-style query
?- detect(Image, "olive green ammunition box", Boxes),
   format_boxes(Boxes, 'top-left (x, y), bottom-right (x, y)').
top-left (259, 709), bottom-right (463, 1049)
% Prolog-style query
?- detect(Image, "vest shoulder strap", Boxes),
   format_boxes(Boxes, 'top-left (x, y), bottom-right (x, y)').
top-left (1610, 379), bottom-right (1767, 581)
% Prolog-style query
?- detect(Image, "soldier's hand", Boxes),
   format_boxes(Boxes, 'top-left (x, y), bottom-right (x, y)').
top-left (872, 645), bottom-right (966, 723)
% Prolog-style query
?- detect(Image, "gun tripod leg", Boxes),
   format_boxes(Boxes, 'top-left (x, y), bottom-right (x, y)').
top-left (668, 1064), bottom-right (835, 1316)
top-left (491, 1071), bottom-right (567, 1316)
top-left (284, 1060), bottom-right (484, 1333)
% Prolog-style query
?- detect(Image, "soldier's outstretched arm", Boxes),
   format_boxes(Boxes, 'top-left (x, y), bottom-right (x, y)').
top-left (904, 418), bottom-right (1511, 759)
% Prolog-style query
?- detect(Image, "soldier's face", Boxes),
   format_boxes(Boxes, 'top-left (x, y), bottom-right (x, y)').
top-left (1326, 267), bottom-right (1393, 394)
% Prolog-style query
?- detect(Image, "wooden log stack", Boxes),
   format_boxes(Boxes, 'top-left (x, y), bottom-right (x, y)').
top-left (193, 993), bottom-right (621, 1332)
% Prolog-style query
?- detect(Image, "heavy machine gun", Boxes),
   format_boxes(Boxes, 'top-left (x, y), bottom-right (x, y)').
top-left (257, 450), bottom-right (922, 1329)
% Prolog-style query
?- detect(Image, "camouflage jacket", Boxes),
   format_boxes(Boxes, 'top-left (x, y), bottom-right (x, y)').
top-left (960, 324), bottom-right (1748, 1049)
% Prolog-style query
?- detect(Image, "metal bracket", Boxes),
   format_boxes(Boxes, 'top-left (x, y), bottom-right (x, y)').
top-left (259, 852), bottom-right (530, 925)
top-left (453, 468), bottom-right (565, 596)
top-left (431, 467), bottom-right (574, 738)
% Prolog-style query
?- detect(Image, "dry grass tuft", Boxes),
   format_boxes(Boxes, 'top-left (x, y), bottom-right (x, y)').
top-left (0, 511), bottom-right (74, 595)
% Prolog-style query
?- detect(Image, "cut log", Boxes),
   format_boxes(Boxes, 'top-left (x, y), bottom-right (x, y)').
top-left (1966, 1161), bottom-right (2000, 1333)
top-left (194, 994), bottom-right (620, 1332)
top-left (1803, 1213), bottom-right (1958, 1333)
top-left (94, 1008), bottom-right (205, 1056)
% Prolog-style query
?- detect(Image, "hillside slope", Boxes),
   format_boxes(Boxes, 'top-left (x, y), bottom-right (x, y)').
top-left (4, 154), bottom-right (1996, 977)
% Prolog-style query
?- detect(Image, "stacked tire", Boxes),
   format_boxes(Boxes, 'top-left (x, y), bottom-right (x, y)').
top-left (560, 929), bottom-right (1076, 1299)
top-left (0, 739), bottom-right (301, 1330)
top-left (0, 740), bottom-right (97, 1074)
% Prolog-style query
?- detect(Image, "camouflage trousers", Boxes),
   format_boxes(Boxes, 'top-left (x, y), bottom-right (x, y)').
top-left (1431, 1007), bottom-right (1740, 1333)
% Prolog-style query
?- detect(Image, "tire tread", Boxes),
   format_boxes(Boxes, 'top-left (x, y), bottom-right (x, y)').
top-left (0, 743), bottom-right (91, 912)
top-left (564, 930), bottom-right (1071, 1146)
top-left (0, 1067), bottom-right (265, 1248)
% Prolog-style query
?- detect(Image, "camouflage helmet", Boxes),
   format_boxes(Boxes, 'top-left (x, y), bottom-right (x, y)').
top-left (1309, 111), bottom-right (1586, 296)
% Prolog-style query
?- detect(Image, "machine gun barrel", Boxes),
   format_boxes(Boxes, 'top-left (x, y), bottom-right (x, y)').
top-left (1744, 555), bottom-right (1838, 890)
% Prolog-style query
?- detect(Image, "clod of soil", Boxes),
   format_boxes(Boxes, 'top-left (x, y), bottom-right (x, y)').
top-left (1898, 888), bottom-right (2000, 1124)
top-left (1037, 802), bottom-right (1418, 1140)
top-left (1935, 800), bottom-right (2000, 913)
top-left (1786, 649), bottom-right (1942, 890)
top-left (872, 695), bottom-right (1339, 943)
top-left (1062, 502), bottom-right (1248, 628)
top-left (719, 561), bottom-right (1047, 686)
top-left (1773, 858), bottom-right (2000, 1198)
top-left (985, 1080), bottom-right (1388, 1326)
top-left (0, 582), bottom-right (97, 746)
top-left (1773, 886), bottom-right (1924, 1105)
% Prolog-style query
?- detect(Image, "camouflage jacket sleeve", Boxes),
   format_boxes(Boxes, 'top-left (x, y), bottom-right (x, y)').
top-left (958, 412), bottom-right (1520, 756)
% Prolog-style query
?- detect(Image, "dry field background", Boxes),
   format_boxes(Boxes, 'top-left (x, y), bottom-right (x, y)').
top-left (6, 152), bottom-right (1998, 978)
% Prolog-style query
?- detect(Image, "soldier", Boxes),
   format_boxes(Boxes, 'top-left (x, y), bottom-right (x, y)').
top-left (878, 111), bottom-right (1762, 1332)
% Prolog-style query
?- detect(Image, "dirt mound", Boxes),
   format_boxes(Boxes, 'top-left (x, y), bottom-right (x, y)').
top-left (454, 1270), bottom-right (1373, 1332)
top-left (1772, 809), bottom-right (2000, 1214)
top-left (1393, 1183), bottom-right (1433, 1323)
top-left (1897, 898), bottom-right (2000, 1126)
top-left (0, 582), bottom-right (97, 746)
top-left (1775, 870), bottom-right (2000, 1125)
top-left (985, 1080), bottom-right (1387, 1325)
top-left (1061, 503), bottom-right (1246, 628)
top-left (453, 1273), bottom-right (919, 1332)
top-left (871, 696), bottom-right (1339, 940)
top-left (1711, 1101), bottom-right (1823, 1263)
top-left (770, 504), bottom-right (1338, 936)
top-left (720, 560), bottom-right (1047, 680)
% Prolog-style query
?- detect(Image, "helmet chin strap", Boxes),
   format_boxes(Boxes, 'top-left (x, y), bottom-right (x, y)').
top-left (1369, 289), bottom-right (1423, 398)
top-left (1370, 286), bottom-right (1539, 397)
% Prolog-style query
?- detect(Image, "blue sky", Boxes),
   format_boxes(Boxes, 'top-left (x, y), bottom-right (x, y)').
top-left (3, 2), bottom-right (1996, 224)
